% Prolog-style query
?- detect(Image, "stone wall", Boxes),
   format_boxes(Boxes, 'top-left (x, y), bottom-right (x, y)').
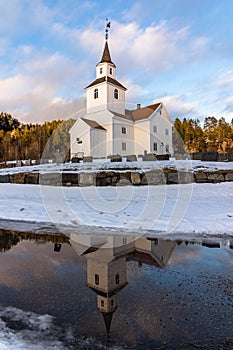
top-left (0, 169), bottom-right (233, 186)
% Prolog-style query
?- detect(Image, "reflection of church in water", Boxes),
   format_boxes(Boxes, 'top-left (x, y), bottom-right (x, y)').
top-left (69, 233), bottom-right (175, 335)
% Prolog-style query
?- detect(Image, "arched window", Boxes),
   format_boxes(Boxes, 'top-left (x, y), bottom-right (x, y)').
top-left (114, 89), bottom-right (118, 99)
top-left (110, 67), bottom-right (112, 74)
top-left (94, 88), bottom-right (98, 99)
top-left (100, 67), bottom-right (103, 74)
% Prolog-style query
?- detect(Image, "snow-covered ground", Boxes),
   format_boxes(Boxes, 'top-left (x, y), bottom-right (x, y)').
top-left (0, 306), bottom-right (119, 350)
top-left (1, 159), bottom-right (233, 175)
top-left (0, 182), bottom-right (232, 240)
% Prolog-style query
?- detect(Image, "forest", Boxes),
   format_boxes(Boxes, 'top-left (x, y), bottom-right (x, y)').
top-left (0, 112), bottom-right (233, 162)
top-left (173, 116), bottom-right (233, 155)
top-left (0, 112), bottom-right (75, 162)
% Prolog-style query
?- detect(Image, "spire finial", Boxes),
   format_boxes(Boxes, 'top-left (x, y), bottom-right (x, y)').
top-left (105, 18), bottom-right (111, 40)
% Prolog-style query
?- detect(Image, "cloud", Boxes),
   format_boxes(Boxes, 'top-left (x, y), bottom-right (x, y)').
top-left (0, 50), bottom-right (86, 123)
top-left (222, 96), bottom-right (233, 113)
top-left (0, 3), bottom-right (214, 123)
top-left (212, 69), bottom-right (233, 87)
top-left (123, 79), bottom-right (150, 106)
top-left (52, 19), bottom-right (210, 76)
top-left (154, 95), bottom-right (198, 119)
top-left (0, 0), bottom-right (54, 38)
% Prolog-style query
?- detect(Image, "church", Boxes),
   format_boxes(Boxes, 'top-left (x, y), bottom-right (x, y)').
top-left (69, 26), bottom-right (173, 160)
top-left (69, 232), bottom-right (175, 336)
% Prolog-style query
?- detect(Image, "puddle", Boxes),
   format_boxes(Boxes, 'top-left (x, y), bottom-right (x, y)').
top-left (0, 229), bottom-right (232, 349)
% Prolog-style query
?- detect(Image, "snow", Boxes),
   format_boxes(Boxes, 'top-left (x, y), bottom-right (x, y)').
top-left (1, 159), bottom-right (233, 176)
top-left (0, 182), bottom-right (232, 239)
top-left (0, 306), bottom-right (122, 350)
top-left (0, 307), bottom-right (65, 350)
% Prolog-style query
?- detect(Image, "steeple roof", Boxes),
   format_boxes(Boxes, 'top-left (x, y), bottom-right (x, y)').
top-left (101, 311), bottom-right (114, 335)
top-left (84, 76), bottom-right (127, 90)
top-left (98, 41), bottom-right (116, 67)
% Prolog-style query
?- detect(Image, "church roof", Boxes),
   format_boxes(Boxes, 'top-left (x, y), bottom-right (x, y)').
top-left (129, 103), bottom-right (161, 122)
top-left (110, 103), bottom-right (161, 122)
top-left (128, 250), bottom-right (164, 268)
top-left (85, 76), bottom-right (127, 90)
top-left (110, 111), bottom-right (134, 122)
top-left (98, 41), bottom-right (116, 67)
top-left (81, 118), bottom-right (106, 130)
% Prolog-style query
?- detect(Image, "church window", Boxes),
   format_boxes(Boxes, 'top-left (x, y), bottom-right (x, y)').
top-left (153, 142), bottom-right (157, 152)
top-left (115, 274), bottom-right (120, 285)
top-left (165, 128), bottom-right (169, 136)
top-left (94, 88), bottom-right (98, 99)
top-left (166, 145), bottom-right (169, 152)
top-left (122, 126), bottom-right (126, 134)
top-left (114, 89), bottom-right (119, 99)
top-left (95, 274), bottom-right (99, 285)
top-left (110, 67), bottom-right (112, 74)
top-left (100, 67), bottom-right (103, 74)
top-left (122, 142), bottom-right (126, 151)
top-left (153, 125), bottom-right (157, 133)
top-left (101, 300), bottom-right (104, 307)
top-left (111, 299), bottom-right (114, 307)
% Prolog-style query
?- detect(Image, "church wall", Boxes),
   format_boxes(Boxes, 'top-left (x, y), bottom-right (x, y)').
top-left (69, 119), bottom-right (91, 158)
top-left (134, 120), bottom-right (151, 155)
top-left (90, 129), bottom-right (106, 158)
top-left (87, 257), bottom-right (127, 292)
top-left (134, 237), bottom-right (153, 252)
top-left (85, 110), bottom-right (114, 157)
top-left (87, 259), bottom-right (109, 291)
top-left (86, 83), bottom-right (108, 113)
top-left (151, 239), bottom-right (176, 266)
top-left (107, 85), bottom-right (125, 115)
top-left (112, 117), bottom-right (134, 155)
top-left (96, 62), bottom-right (116, 79)
top-left (150, 108), bottom-right (173, 155)
top-left (107, 257), bottom-right (127, 290)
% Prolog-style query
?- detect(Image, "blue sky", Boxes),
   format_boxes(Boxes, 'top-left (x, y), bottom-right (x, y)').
top-left (0, 0), bottom-right (233, 123)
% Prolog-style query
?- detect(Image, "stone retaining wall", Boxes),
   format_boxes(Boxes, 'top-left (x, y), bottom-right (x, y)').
top-left (0, 169), bottom-right (233, 186)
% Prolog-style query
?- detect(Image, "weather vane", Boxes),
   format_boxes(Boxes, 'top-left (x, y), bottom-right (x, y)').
top-left (105, 18), bottom-right (111, 40)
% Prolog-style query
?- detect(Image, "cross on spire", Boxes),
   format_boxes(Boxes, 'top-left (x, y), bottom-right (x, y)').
top-left (105, 18), bottom-right (111, 40)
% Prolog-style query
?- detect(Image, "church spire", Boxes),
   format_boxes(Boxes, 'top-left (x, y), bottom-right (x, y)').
top-left (101, 311), bottom-right (114, 335)
top-left (99, 19), bottom-right (116, 67)
top-left (99, 41), bottom-right (114, 65)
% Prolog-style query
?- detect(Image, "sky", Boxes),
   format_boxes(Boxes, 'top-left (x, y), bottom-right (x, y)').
top-left (1, 0), bottom-right (233, 124)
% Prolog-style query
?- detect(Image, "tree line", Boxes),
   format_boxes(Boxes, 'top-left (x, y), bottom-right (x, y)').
top-left (173, 116), bottom-right (233, 154)
top-left (1, 112), bottom-right (233, 162)
top-left (0, 229), bottom-right (70, 253)
top-left (0, 112), bottom-right (75, 162)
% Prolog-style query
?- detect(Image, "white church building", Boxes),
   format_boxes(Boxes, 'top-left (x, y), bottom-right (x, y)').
top-left (69, 34), bottom-right (173, 159)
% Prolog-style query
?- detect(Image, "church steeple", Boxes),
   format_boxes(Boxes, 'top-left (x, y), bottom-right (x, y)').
top-left (85, 19), bottom-right (127, 114)
top-left (99, 41), bottom-right (116, 67)
top-left (102, 311), bottom-right (115, 335)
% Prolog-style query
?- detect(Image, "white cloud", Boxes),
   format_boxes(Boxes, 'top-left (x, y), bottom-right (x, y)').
top-left (154, 95), bottom-right (198, 118)
top-left (222, 95), bottom-right (233, 114)
top-left (123, 79), bottom-right (150, 107)
top-left (212, 69), bottom-right (233, 87)
top-left (0, 50), bottom-right (87, 123)
top-left (0, 3), bottom-right (214, 123)
top-left (106, 20), bottom-right (210, 75)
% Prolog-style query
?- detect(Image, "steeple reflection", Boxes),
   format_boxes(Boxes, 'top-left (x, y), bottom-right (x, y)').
top-left (69, 233), bottom-right (175, 335)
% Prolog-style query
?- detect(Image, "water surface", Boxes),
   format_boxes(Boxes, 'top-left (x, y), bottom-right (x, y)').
top-left (0, 230), bottom-right (232, 349)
